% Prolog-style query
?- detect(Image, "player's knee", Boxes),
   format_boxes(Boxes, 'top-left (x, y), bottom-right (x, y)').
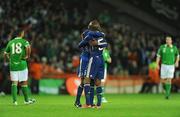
top-left (12, 81), bottom-right (18, 85)
top-left (20, 81), bottom-right (28, 85)
top-left (167, 79), bottom-right (172, 84)
top-left (84, 77), bottom-right (90, 84)
top-left (80, 78), bottom-right (85, 85)
top-left (95, 79), bottom-right (101, 86)
top-left (90, 79), bottom-right (95, 87)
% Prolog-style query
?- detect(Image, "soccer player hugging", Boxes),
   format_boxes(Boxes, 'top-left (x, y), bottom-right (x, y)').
top-left (77, 20), bottom-right (108, 108)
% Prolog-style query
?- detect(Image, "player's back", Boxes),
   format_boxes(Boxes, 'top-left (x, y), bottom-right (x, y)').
top-left (80, 29), bottom-right (90, 58)
top-left (5, 37), bottom-right (29, 71)
top-left (88, 31), bottom-right (107, 56)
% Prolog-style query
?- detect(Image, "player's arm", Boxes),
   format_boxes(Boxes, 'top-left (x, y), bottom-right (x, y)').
top-left (103, 49), bottom-right (112, 63)
top-left (23, 41), bottom-right (31, 60)
top-left (106, 52), bottom-right (112, 64)
top-left (4, 52), bottom-right (9, 64)
top-left (24, 45), bottom-right (31, 59)
top-left (78, 34), bottom-right (93, 48)
top-left (4, 42), bottom-right (10, 63)
top-left (175, 47), bottom-right (179, 68)
top-left (156, 47), bottom-right (161, 69)
top-left (107, 57), bottom-right (112, 63)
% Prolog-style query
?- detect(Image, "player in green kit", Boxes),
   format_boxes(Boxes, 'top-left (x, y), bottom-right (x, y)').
top-left (156, 36), bottom-right (179, 99)
top-left (4, 29), bottom-right (35, 105)
top-left (102, 47), bottom-right (111, 103)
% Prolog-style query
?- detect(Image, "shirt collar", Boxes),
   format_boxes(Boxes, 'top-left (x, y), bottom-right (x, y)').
top-left (165, 44), bottom-right (173, 48)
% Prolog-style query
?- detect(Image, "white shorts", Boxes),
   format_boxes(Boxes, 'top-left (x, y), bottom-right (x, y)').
top-left (10, 69), bottom-right (28, 82)
top-left (160, 64), bottom-right (175, 79)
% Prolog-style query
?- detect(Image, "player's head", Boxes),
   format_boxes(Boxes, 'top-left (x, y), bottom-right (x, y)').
top-left (13, 28), bottom-right (25, 38)
top-left (88, 20), bottom-right (101, 31)
top-left (165, 36), bottom-right (172, 45)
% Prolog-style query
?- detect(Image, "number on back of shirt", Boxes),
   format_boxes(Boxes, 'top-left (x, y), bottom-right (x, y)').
top-left (12, 42), bottom-right (22, 54)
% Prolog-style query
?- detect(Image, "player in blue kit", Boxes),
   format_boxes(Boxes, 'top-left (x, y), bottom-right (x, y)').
top-left (78, 20), bottom-right (108, 108)
top-left (74, 29), bottom-right (90, 108)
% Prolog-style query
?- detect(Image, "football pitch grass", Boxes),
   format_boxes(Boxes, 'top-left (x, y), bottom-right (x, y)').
top-left (1, 94), bottom-right (180, 117)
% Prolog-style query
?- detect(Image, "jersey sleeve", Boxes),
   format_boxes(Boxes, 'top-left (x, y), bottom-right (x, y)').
top-left (97, 38), bottom-right (108, 48)
top-left (24, 40), bottom-right (30, 47)
top-left (78, 33), bottom-right (93, 48)
top-left (157, 46), bottom-right (162, 57)
top-left (175, 46), bottom-right (179, 57)
top-left (4, 42), bottom-right (10, 53)
top-left (103, 49), bottom-right (111, 62)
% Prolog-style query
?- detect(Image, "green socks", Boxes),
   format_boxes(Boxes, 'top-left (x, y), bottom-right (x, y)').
top-left (11, 84), bottom-right (17, 102)
top-left (165, 83), bottom-right (171, 97)
top-left (22, 85), bottom-right (29, 102)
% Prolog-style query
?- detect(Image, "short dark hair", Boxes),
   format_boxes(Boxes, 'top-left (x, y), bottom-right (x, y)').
top-left (88, 20), bottom-right (101, 31)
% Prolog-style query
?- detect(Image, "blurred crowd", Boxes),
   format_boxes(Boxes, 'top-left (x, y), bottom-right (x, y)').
top-left (1, 0), bottom-right (180, 95)
top-left (0, 0), bottom-right (180, 76)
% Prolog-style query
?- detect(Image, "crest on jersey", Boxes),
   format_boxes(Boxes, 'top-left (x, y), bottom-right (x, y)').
top-left (163, 48), bottom-right (166, 53)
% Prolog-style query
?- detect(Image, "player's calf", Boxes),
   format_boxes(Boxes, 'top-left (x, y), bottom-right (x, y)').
top-left (75, 78), bottom-right (84, 106)
top-left (84, 78), bottom-right (91, 105)
top-left (90, 79), bottom-right (95, 106)
top-left (11, 81), bottom-right (18, 105)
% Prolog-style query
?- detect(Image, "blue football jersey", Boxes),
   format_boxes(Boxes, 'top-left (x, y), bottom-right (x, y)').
top-left (80, 29), bottom-right (90, 57)
top-left (78, 31), bottom-right (108, 56)
top-left (77, 29), bottom-right (90, 77)
top-left (78, 30), bottom-right (108, 80)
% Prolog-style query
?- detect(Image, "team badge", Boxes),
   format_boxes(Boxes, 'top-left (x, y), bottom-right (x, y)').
top-left (163, 48), bottom-right (166, 53)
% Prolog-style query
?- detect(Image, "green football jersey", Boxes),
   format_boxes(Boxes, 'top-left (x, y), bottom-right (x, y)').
top-left (103, 48), bottom-right (111, 69)
top-left (4, 37), bottom-right (30, 71)
top-left (157, 44), bottom-right (179, 65)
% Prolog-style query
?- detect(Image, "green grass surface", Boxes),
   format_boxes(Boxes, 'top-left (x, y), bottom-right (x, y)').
top-left (0, 94), bottom-right (180, 117)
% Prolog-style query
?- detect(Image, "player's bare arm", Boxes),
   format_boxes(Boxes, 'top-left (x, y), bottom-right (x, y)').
top-left (107, 57), bottom-right (112, 63)
top-left (3, 52), bottom-right (9, 63)
top-left (24, 45), bottom-right (31, 59)
top-left (175, 55), bottom-right (179, 68)
top-left (156, 56), bottom-right (160, 69)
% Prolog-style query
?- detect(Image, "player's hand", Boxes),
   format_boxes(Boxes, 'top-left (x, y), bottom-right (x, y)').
top-left (156, 64), bottom-right (160, 70)
top-left (175, 62), bottom-right (179, 68)
top-left (3, 62), bottom-right (8, 66)
top-left (22, 56), bottom-right (29, 60)
top-left (89, 39), bottom-right (98, 46)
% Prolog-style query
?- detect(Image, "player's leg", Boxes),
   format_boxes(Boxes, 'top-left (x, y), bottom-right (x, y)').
top-left (10, 71), bottom-right (18, 105)
top-left (164, 65), bottom-right (175, 99)
top-left (11, 81), bottom-right (18, 105)
top-left (164, 78), bottom-right (172, 99)
top-left (74, 77), bottom-right (84, 107)
top-left (75, 57), bottom-right (88, 107)
top-left (83, 57), bottom-right (96, 107)
top-left (90, 79), bottom-right (95, 106)
top-left (83, 77), bottom-right (91, 107)
top-left (19, 69), bottom-right (35, 104)
top-left (95, 79), bottom-right (102, 108)
top-left (21, 81), bottom-right (30, 103)
top-left (101, 66), bottom-right (107, 103)
top-left (161, 64), bottom-right (174, 99)
top-left (94, 58), bottom-right (105, 108)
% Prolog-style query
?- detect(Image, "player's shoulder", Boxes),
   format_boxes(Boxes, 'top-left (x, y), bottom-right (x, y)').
top-left (172, 45), bottom-right (178, 50)
top-left (88, 30), bottom-right (105, 37)
top-left (160, 44), bottom-right (166, 48)
top-left (15, 37), bottom-right (29, 44)
top-left (172, 44), bottom-right (177, 48)
top-left (82, 29), bottom-right (90, 36)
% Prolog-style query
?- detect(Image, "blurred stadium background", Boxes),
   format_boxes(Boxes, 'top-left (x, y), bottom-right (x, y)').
top-left (0, 0), bottom-right (180, 96)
